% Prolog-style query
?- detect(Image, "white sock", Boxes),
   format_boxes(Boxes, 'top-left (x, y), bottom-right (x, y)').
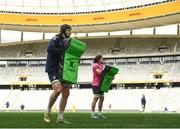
top-left (98, 112), bottom-right (102, 115)
top-left (58, 111), bottom-right (64, 120)
top-left (47, 105), bottom-right (51, 114)
top-left (91, 112), bottom-right (95, 115)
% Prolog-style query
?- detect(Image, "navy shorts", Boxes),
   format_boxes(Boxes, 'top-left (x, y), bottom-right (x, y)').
top-left (92, 86), bottom-right (104, 97)
top-left (141, 102), bottom-right (146, 108)
top-left (48, 71), bottom-right (70, 86)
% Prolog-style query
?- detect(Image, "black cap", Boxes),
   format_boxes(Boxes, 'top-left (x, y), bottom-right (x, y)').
top-left (60, 24), bottom-right (71, 33)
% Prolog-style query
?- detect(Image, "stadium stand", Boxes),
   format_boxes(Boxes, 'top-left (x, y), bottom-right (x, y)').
top-left (0, 62), bottom-right (180, 85)
top-left (0, 37), bottom-right (179, 58)
top-left (0, 0), bottom-right (179, 115)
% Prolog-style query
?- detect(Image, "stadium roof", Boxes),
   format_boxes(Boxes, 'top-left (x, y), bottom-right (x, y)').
top-left (0, 0), bottom-right (179, 32)
top-left (0, 0), bottom-right (169, 13)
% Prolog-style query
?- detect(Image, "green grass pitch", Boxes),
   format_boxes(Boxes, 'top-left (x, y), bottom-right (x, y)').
top-left (0, 112), bottom-right (180, 128)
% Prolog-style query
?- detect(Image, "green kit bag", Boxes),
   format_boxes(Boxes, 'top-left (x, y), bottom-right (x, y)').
top-left (99, 65), bottom-right (119, 92)
top-left (62, 38), bottom-right (86, 84)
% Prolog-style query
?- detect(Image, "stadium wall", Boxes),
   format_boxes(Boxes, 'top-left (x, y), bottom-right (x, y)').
top-left (1, 88), bottom-right (180, 112)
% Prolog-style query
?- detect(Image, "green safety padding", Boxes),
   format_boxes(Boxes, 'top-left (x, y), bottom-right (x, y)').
top-left (62, 38), bottom-right (86, 84)
top-left (100, 65), bottom-right (119, 92)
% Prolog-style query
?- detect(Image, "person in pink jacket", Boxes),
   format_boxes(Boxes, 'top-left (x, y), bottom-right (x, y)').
top-left (91, 55), bottom-right (106, 119)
